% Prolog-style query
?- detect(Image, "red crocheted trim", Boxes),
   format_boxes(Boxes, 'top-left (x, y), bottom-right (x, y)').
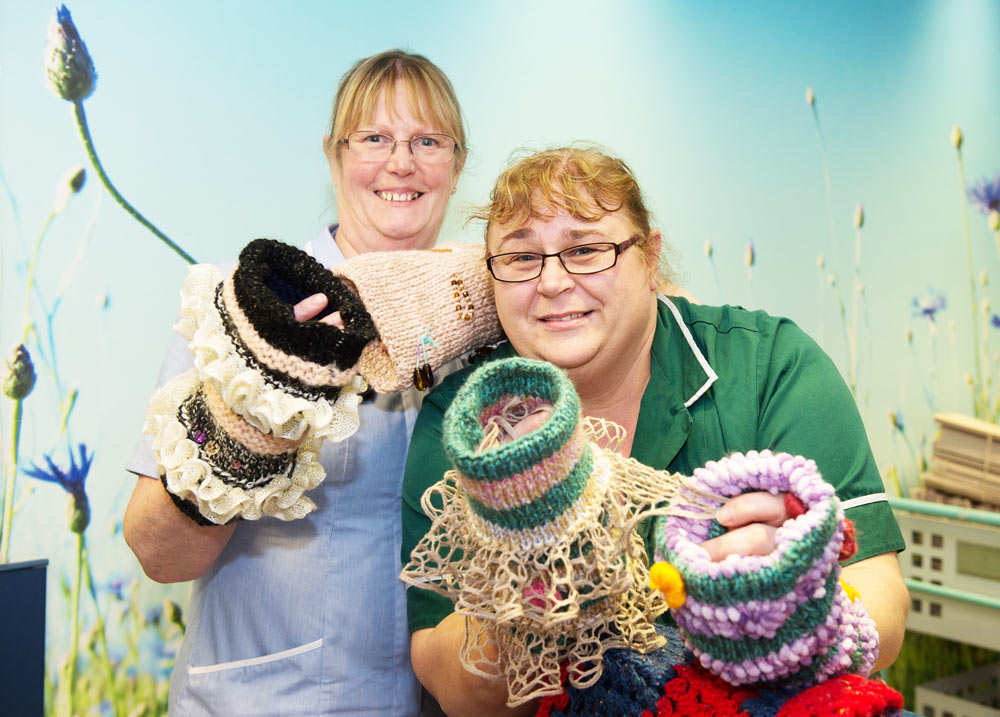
top-left (785, 493), bottom-right (857, 561)
top-left (776, 673), bottom-right (903, 716)
top-left (535, 663), bottom-right (571, 717)
top-left (839, 518), bottom-right (857, 561)
top-left (643, 663), bottom-right (756, 717)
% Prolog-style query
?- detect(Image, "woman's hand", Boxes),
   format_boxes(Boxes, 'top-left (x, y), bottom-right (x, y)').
top-left (293, 293), bottom-right (344, 328)
top-left (699, 491), bottom-right (789, 561)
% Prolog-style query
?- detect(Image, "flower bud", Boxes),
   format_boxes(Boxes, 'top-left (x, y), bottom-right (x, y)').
top-left (745, 241), bottom-right (755, 267)
top-left (817, 253), bottom-right (825, 269)
top-left (806, 87), bottom-right (815, 106)
top-left (52, 166), bottom-right (86, 214)
top-left (704, 240), bottom-right (713, 258)
top-left (164, 599), bottom-right (185, 631)
top-left (44, 5), bottom-right (96, 102)
top-left (67, 488), bottom-right (90, 533)
top-left (990, 210), bottom-right (1000, 232)
top-left (854, 203), bottom-right (864, 228)
top-left (3, 344), bottom-right (36, 400)
top-left (981, 270), bottom-right (989, 287)
top-left (951, 125), bottom-right (963, 149)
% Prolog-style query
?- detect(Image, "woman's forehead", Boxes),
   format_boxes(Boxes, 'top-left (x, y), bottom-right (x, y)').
top-left (489, 208), bottom-right (628, 247)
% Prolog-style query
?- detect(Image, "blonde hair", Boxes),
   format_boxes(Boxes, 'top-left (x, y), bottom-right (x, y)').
top-left (472, 146), bottom-right (673, 284)
top-left (324, 50), bottom-right (467, 166)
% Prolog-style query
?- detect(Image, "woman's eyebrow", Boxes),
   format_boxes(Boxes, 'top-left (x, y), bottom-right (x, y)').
top-left (497, 227), bottom-right (535, 245)
top-left (565, 228), bottom-right (609, 242)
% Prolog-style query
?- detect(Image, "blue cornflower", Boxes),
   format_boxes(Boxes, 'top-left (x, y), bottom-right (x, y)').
top-left (44, 4), bottom-right (96, 102)
top-left (968, 175), bottom-right (1000, 215)
top-left (912, 289), bottom-right (947, 323)
top-left (24, 443), bottom-right (92, 532)
top-left (992, 314), bottom-right (1000, 329)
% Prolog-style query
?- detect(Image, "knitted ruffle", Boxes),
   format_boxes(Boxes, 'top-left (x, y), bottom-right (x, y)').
top-left (176, 263), bottom-right (364, 442)
top-left (654, 450), bottom-right (879, 686)
top-left (143, 368), bottom-right (326, 523)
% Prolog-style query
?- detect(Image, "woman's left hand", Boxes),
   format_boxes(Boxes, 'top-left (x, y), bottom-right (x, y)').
top-left (699, 491), bottom-right (788, 561)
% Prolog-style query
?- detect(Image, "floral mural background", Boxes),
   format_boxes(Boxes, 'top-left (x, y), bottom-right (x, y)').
top-left (1, 0), bottom-right (998, 713)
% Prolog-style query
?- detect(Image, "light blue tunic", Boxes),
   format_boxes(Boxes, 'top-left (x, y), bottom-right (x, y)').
top-left (127, 227), bottom-right (432, 716)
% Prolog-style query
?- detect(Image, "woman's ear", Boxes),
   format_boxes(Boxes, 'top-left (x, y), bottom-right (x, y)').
top-left (647, 229), bottom-right (663, 290)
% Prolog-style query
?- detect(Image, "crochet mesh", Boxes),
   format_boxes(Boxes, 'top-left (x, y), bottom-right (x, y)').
top-left (402, 416), bottom-right (719, 707)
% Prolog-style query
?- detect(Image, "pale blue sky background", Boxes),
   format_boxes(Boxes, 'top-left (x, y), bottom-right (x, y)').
top-left (1, 0), bottom-right (999, 673)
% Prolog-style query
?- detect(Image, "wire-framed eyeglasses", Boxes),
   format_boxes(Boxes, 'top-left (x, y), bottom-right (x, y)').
top-left (486, 236), bottom-right (641, 283)
top-left (338, 131), bottom-right (458, 164)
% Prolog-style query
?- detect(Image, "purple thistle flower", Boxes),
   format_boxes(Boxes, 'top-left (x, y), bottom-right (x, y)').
top-left (968, 175), bottom-right (1000, 215)
top-left (23, 443), bottom-right (92, 532)
top-left (912, 289), bottom-right (947, 323)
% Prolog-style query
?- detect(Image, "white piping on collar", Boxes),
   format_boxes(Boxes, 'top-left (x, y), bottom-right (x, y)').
top-left (840, 492), bottom-right (889, 510)
top-left (657, 294), bottom-right (718, 407)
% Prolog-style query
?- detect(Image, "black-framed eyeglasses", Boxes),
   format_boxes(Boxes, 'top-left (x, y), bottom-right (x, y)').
top-left (338, 131), bottom-right (458, 164)
top-left (486, 236), bottom-right (641, 283)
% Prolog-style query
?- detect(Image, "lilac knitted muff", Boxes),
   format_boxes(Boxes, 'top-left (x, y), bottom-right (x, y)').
top-left (653, 450), bottom-right (879, 686)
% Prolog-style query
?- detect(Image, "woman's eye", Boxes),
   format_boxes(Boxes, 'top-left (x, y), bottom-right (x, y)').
top-left (361, 133), bottom-right (388, 143)
top-left (415, 135), bottom-right (440, 148)
top-left (502, 253), bottom-right (538, 265)
top-left (566, 245), bottom-right (599, 258)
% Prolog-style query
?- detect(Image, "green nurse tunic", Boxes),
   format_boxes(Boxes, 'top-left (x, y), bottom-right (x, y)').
top-left (402, 295), bottom-right (905, 632)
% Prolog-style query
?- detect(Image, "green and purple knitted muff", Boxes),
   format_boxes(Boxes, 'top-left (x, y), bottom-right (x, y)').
top-left (653, 451), bottom-right (879, 686)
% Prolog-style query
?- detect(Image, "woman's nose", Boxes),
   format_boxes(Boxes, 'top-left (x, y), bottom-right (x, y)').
top-left (536, 255), bottom-right (575, 295)
top-left (386, 140), bottom-right (416, 174)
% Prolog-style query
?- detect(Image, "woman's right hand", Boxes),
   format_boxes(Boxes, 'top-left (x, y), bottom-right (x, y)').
top-left (294, 293), bottom-right (344, 328)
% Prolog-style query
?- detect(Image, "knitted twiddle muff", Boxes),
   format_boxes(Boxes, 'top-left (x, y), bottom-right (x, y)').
top-left (332, 242), bottom-right (503, 392)
top-left (653, 451), bottom-right (879, 687)
top-left (144, 239), bottom-right (377, 524)
top-left (400, 357), bottom-right (717, 707)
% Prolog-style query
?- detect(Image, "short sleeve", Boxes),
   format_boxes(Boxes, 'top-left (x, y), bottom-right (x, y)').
top-left (754, 317), bottom-right (904, 564)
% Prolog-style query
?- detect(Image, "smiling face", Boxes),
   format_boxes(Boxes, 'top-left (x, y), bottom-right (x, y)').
top-left (488, 207), bottom-right (661, 387)
top-left (325, 81), bottom-right (462, 256)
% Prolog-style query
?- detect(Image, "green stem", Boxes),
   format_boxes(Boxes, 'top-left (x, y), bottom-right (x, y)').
top-left (84, 546), bottom-right (122, 717)
top-left (956, 148), bottom-right (985, 417)
top-left (0, 398), bottom-right (23, 562)
top-left (22, 212), bottom-right (55, 342)
top-left (66, 531), bottom-right (84, 717)
top-left (72, 100), bottom-right (196, 265)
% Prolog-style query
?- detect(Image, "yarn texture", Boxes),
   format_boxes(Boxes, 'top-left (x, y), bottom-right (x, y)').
top-left (400, 357), bottom-right (716, 706)
top-left (333, 242), bottom-right (504, 392)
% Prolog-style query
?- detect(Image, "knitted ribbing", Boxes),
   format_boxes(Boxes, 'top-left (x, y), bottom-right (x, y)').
top-left (231, 238), bottom-right (376, 369)
top-left (332, 242), bottom-right (503, 392)
top-left (653, 450), bottom-right (879, 687)
top-left (401, 357), bottom-right (716, 707)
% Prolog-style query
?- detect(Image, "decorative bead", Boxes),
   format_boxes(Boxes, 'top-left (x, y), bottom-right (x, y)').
top-left (203, 440), bottom-right (220, 456)
top-left (192, 430), bottom-right (207, 444)
top-left (413, 363), bottom-right (435, 391)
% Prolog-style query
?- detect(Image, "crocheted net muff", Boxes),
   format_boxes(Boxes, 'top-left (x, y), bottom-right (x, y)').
top-left (654, 451), bottom-right (879, 687)
top-left (332, 242), bottom-right (504, 392)
top-left (401, 357), bottom-right (715, 706)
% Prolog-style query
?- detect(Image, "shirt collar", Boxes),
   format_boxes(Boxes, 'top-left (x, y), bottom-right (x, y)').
top-left (655, 294), bottom-right (718, 407)
top-left (304, 224), bottom-right (345, 268)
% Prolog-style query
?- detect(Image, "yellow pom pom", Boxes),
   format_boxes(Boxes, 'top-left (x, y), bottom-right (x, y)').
top-left (840, 578), bottom-right (860, 603)
top-left (649, 561), bottom-right (686, 610)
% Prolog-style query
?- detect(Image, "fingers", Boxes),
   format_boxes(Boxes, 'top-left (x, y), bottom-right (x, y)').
top-left (700, 523), bottom-right (778, 562)
top-left (505, 406), bottom-right (553, 441)
top-left (292, 294), bottom-right (344, 328)
top-left (293, 293), bottom-right (328, 321)
top-left (716, 491), bottom-right (788, 528)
